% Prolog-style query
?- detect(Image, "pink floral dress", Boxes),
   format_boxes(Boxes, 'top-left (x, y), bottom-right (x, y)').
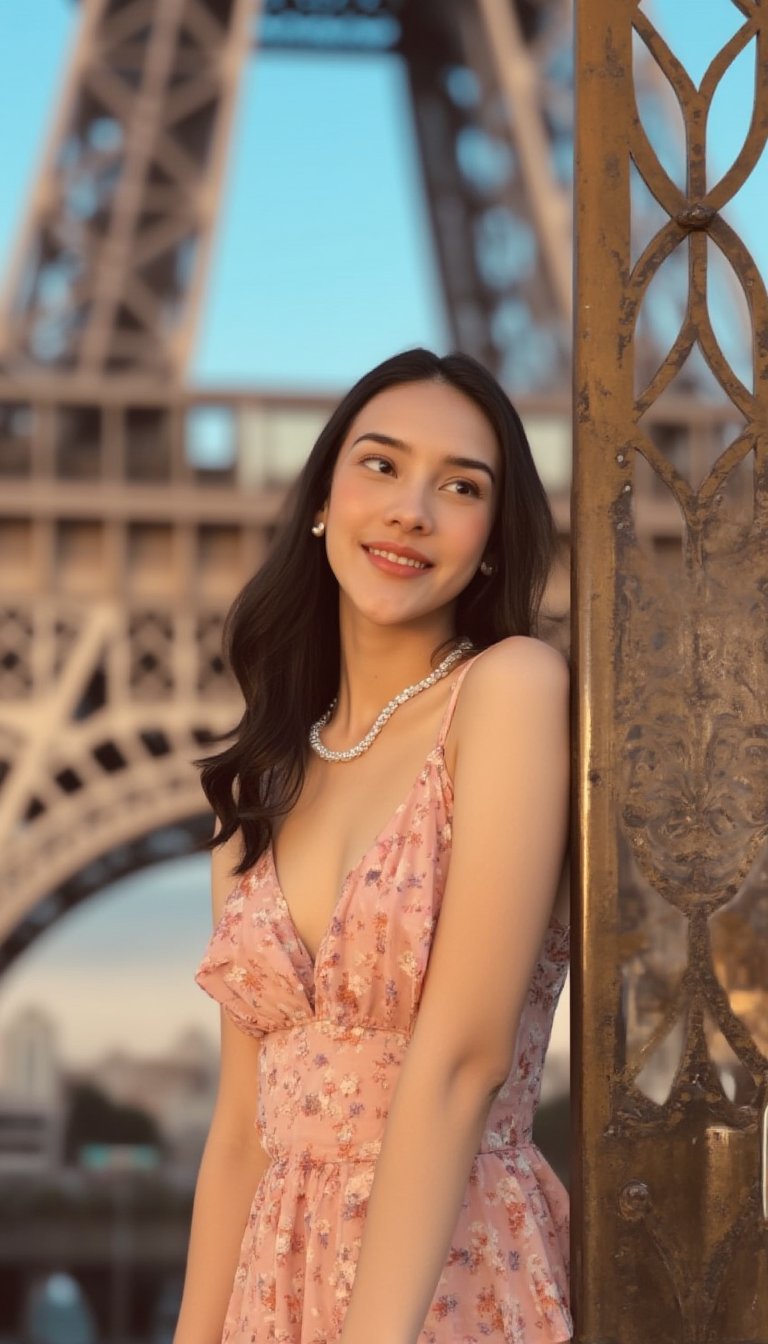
top-left (195, 653), bottom-right (572, 1343)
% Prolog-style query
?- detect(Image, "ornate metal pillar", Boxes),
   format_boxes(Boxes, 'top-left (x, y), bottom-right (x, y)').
top-left (573, 2), bottom-right (768, 1340)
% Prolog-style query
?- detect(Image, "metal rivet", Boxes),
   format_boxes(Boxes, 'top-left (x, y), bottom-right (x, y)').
top-left (675, 203), bottom-right (716, 231)
top-left (618, 1180), bottom-right (651, 1222)
top-left (616, 453), bottom-right (625, 463)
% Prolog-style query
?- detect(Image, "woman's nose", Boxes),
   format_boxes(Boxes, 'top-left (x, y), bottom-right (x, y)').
top-left (382, 481), bottom-right (433, 532)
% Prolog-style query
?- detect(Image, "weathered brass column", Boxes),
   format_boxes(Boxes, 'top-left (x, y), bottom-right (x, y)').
top-left (572, 2), bottom-right (768, 1341)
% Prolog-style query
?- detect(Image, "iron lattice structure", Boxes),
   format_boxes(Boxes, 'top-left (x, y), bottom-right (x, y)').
top-left (0, 0), bottom-right (573, 390)
top-left (0, 0), bottom-right (579, 960)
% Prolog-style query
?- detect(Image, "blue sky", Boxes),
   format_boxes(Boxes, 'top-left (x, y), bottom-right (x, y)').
top-left (0, 4), bottom-right (446, 389)
top-left (0, 1), bottom-right (764, 1064)
top-left (0, 1), bottom-right (764, 390)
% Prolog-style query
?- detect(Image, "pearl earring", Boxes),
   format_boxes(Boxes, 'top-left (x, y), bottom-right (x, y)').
top-left (479, 558), bottom-right (494, 576)
top-left (311, 520), bottom-right (326, 537)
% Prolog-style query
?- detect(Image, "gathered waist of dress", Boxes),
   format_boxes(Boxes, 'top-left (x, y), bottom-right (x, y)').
top-left (257, 1020), bottom-right (408, 1162)
top-left (256, 1021), bottom-right (538, 1165)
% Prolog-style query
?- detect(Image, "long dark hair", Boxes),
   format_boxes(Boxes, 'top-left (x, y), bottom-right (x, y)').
top-left (196, 348), bottom-right (559, 873)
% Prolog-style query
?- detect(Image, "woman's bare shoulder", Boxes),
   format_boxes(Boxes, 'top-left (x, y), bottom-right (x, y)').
top-left (443, 636), bottom-right (569, 776)
top-left (461, 635), bottom-right (569, 708)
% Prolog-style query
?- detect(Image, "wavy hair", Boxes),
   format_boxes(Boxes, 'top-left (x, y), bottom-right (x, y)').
top-left (196, 348), bottom-right (559, 873)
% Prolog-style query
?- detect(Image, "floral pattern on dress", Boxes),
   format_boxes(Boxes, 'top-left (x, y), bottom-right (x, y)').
top-left (195, 654), bottom-right (572, 1343)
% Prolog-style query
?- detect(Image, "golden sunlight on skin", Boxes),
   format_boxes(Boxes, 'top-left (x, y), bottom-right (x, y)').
top-left (321, 380), bottom-right (500, 639)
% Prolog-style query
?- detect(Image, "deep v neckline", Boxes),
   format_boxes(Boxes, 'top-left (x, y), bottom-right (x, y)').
top-left (268, 743), bottom-right (446, 975)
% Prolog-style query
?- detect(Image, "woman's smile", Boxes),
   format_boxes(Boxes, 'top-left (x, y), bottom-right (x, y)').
top-left (362, 542), bottom-right (434, 578)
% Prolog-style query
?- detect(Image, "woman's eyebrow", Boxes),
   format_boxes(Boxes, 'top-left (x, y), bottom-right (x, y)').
top-left (351, 431), bottom-right (496, 485)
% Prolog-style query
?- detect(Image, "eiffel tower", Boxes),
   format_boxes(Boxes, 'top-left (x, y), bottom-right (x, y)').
top-left (0, 0), bottom-right (580, 967)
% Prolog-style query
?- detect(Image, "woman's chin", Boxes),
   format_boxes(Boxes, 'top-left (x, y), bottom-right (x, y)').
top-left (356, 605), bottom-right (422, 628)
top-left (337, 575), bottom-right (463, 630)
top-left (344, 598), bottom-right (466, 637)
top-left (340, 591), bottom-right (427, 628)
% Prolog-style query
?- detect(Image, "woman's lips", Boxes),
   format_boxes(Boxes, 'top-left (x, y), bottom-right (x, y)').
top-left (362, 545), bottom-right (433, 578)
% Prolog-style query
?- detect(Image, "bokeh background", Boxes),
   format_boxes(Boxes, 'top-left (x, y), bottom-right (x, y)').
top-left (0, 2), bottom-right (765, 1340)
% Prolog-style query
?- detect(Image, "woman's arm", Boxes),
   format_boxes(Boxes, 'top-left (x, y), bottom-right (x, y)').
top-left (338, 636), bottom-right (571, 1344)
top-left (174, 831), bottom-right (272, 1344)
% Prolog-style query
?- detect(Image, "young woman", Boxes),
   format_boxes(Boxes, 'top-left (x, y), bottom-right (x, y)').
top-left (175, 349), bottom-right (572, 1344)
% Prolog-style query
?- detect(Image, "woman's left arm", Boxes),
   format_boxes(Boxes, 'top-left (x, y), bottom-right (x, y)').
top-left (337, 636), bottom-right (571, 1344)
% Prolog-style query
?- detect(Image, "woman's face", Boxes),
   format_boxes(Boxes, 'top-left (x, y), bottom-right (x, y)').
top-left (320, 380), bottom-right (500, 631)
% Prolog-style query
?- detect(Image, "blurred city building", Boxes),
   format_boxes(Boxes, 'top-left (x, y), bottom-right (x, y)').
top-left (0, 1007), bottom-right (218, 1175)
top-left (0, 1009), bottom-right (64, 1174)
top-left (86, 1027), bottom-right (218, 1169)
top-left (0, 1007), bottom-right (211, 1342)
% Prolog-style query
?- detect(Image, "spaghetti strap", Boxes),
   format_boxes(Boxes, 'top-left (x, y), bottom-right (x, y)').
top-left (436, 645), bottom-right (493, 749)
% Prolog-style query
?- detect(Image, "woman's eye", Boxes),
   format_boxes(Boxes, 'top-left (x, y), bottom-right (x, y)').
top-left (446, 479), bottom-right (481, 498)
top-left (358, 458), bottom-right (480, 497)
top-left (360, 455), bottom-right (394, 474)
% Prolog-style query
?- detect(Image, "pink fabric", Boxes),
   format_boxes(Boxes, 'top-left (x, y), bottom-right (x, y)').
top-left (196, 654), bottom-right (572, 1343)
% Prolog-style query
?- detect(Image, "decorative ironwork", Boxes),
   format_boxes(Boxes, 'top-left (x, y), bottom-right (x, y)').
top-left (574, 1), bottom-right (768, 1339)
